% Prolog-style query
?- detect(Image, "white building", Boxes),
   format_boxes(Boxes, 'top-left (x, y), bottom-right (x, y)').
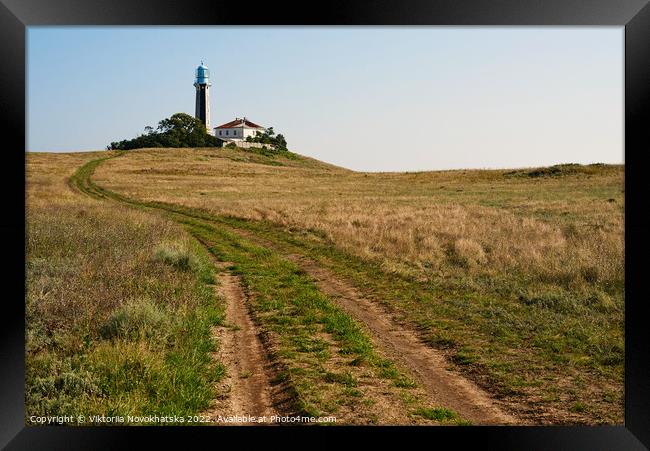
top-left (214, 117), bottom-right (266, 143)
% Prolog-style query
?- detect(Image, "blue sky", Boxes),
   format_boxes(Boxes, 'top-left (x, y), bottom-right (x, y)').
top-left (27, 27), bottom-right (623, 171)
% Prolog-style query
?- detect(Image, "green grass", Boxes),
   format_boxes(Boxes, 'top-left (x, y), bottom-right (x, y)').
top-left (570, 402), bottom-right (588, 413)
top-left (178, 215), bottom-right (427, 419)
top-left (201, 215), bottom-right (621, 420)
top-left (119, 203), bottom-right (621, 423)
top-left (26, 192), bottom-right (226, 424)
top-left (195, 146), bottom-right (327, 169)
top-left (414, 407), bottom-right (469, 424)
top-left (226, 144), bottom-right (299, 160)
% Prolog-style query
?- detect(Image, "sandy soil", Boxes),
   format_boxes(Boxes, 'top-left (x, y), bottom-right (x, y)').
top-left (204, 261), bottom-right (283, 425)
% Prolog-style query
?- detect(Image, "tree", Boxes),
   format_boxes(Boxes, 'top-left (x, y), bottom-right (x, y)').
top-left (244, 127), bottom-right (288, 151)
top-left (107, 113), bottom-right (221, 150)
top-left (275, 134), bottom-right (287, 150)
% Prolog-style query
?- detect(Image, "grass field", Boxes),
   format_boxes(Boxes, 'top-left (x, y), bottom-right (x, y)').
top-left (94, 147), bottom-right (624, 423)
top-left (27, 151), bottom-right (468, 425)
top-left (26, 146), bottom-right (624, 424)
top-left (26, 152), bottom-right (226, 423)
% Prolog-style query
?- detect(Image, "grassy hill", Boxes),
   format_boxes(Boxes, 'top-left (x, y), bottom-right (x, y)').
top-left (26, 147), bottom-right (624, 424)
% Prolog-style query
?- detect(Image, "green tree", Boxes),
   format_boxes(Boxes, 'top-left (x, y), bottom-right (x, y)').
top-left (108, 113), bottom-right (220, 150)
top-left (275, 134), bottom-right (287, 150)
top-left (244, 127), bottom-right (288, 151)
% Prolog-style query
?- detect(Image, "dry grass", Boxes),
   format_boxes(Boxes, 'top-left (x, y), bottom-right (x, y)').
top-left (95, 148), bottom-right (624, 294)
top-left (92, 147), bottom-right (624, 423)
top-left (27, 150), bottom-right (466, 425)
top-left (26, 152), bottom-right (224, 422)
top-left (29, 147), bottom-right (624, 423)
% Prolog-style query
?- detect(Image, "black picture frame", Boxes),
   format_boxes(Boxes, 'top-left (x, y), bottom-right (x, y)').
top-left (2, 0), bottom-right (649, 448)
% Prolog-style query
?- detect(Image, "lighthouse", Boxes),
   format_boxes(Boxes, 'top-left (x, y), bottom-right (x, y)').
top-left (194, 62), bottom-right (212, 135)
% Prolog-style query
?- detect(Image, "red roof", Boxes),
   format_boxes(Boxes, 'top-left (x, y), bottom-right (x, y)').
top-left (214, 117), bottom-right (264, 129)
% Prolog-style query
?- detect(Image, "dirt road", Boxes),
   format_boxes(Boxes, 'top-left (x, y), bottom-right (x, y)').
top-left (204, 260), bottom-right (283, 425)
top-left (222, 226), bottom-right (517, 424)
top-left (287, 254), bottom-right (517, 425)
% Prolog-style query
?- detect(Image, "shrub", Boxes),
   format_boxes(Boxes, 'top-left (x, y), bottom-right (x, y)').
top-left (27, 354), bottom-right (102, 418)
top-left (244, 126), bottom-right (288, 151)
top-left (450, 238), bottom-right (487, 268)
top-left (504, 163), bottom-right (616, 178)
top-left (153, 243), bottom-right (196, 271)
top-left (100, 298), bottom-right (171, 341)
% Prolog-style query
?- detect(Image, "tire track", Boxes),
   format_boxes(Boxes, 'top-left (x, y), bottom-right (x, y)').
top-left (70, 157), bottom-right (289, 425)
top-left (204, 260), bottom-right (280, 424)
top-left (289, 254), bottom-right (517, 425)
top-left (221, 228), bottom-right (518, 425)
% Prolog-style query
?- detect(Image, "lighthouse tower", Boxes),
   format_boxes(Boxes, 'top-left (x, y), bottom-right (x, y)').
top-left (194, 62), bottom-right (212, 135)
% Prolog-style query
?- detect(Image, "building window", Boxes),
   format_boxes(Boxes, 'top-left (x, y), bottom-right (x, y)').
top-left (219, 130), bottom-right (222, 136)
top-left (226, 130), bottom-right (229, 135)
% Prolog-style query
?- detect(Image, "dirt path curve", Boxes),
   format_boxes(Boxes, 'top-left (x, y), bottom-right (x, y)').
top-left (71, 155), bottom-right (516, 424)
top-left (204, 260), bottom-right (280, 425)
top-left (70, 156), bottom-right (513, 424)
top-left (287, 254), bottom-right (518, 425)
